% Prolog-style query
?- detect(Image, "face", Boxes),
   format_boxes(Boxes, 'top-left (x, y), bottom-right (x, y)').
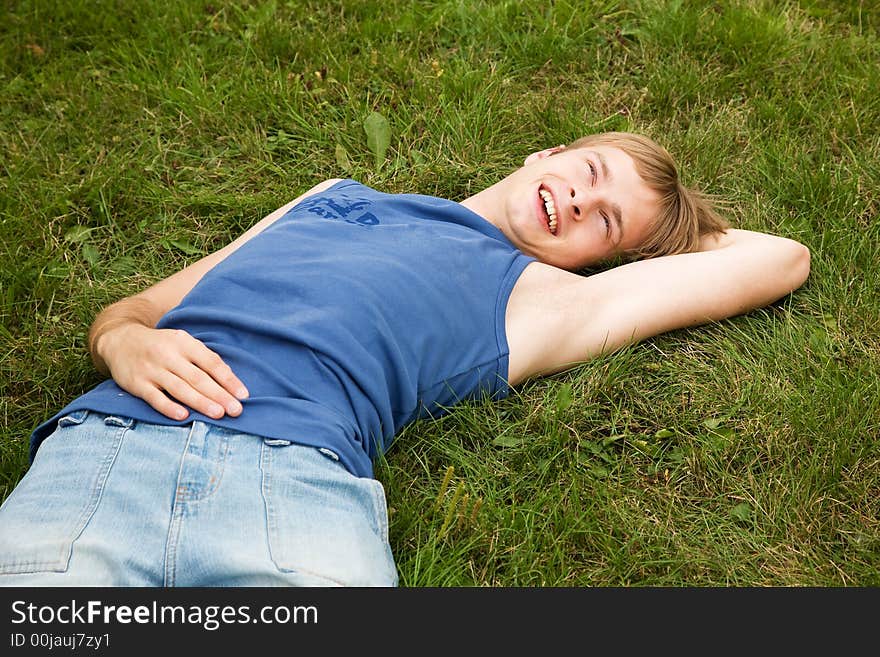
top-left (465, 144), bottom-right (661, 270)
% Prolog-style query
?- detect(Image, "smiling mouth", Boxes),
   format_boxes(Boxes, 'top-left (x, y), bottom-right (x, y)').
top-left (539, 186), bottom-right (558, 235)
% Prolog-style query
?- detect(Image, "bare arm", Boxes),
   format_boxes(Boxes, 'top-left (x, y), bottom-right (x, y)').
top-left (89, 178), bottom-right (343, 420)
top-left (506, 229), bottom-right (811, 384)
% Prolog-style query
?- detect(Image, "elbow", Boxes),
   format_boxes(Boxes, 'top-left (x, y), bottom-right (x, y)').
top-left (787, 239), bottom-right (811, 292)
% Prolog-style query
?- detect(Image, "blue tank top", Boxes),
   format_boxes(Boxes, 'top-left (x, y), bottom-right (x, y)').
top-left (31, 180), bottom-right (535, 477)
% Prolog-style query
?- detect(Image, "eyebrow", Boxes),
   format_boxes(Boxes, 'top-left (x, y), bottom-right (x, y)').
top-left (591, 150), bottom-right (625, 245)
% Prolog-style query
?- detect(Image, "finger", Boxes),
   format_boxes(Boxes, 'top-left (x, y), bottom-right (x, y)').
top-left (155, 369), bottom-right (228, 420)
top-left (137, 384), bottom-right (191, 421)
top-left (176, 361), bottom-right (244, 418)
top-left (183, 340), bottom-right (250, 401)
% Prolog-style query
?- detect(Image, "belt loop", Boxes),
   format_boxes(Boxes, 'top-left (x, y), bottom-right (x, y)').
top-left (103, 415), bottom-right (136, 429)
top-left (263, 438), bottom-right (292, 447)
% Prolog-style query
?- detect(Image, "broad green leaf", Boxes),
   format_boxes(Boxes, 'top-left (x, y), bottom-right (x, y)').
top-left (81, 243), bottom-right (100, 267)
top-left (492, 435), bottom-right (522, 448)
top-left (363, 111), bottom-right (391, 170)
top-left (64, 225), bottom-right (93, 243)
top-left (704, 427), bottom-right (735, 451)
top-left (585, 441), bottom-right (602, 455)
top-left (731, 502), bottom-right (751, 521)
top-left (164, 238), bottom-right (202, 255)
top-left (43, 261), bottom-right (70, 278)
top-left (109, 256), bottom-right (137, 274)
top-left (335, 143), bottom-right (352, 172)
top-left (667, 447), bottom-right (685, 463)
top-left (602, 433), bottom-right (624, 446)
top-left (555, 383), bottom-right (573, 412)
top-left (655, 428), bottom-right (675, 439)
top-left (583, 442), bottom-right (614, 463)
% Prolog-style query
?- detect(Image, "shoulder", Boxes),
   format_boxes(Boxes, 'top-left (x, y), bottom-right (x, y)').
top-left (276, 178), bottom-right (348, 212)
top-left (303, 178), bottom-right (347, 196)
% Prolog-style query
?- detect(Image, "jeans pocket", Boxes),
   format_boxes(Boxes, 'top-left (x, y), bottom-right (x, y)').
top-left (260, 441), bottom-right (396, 586)
top-left (0, 412), bottom-right (125, 574)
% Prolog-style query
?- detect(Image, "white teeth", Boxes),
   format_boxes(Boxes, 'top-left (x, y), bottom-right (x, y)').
top-left (539, 189), bottom-right (557, 234)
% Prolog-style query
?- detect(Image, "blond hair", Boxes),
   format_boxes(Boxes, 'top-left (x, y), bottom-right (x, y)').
top-left (567, 131), bottom-right (728, 259)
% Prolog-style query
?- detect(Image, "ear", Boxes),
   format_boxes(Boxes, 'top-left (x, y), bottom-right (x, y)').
top-left (524, 144), bottom-right (566, 166)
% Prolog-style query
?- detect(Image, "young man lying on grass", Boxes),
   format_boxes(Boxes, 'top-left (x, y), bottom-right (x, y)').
top-left (0, 132), bottom-right (809, 586)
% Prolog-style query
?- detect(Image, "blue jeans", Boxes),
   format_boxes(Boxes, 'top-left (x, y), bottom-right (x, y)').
top-left (0, 411), bottom-right (397, 586)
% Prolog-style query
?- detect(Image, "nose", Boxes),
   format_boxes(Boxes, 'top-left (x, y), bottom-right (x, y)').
top-left (569, 187), bottom-right (584, 222)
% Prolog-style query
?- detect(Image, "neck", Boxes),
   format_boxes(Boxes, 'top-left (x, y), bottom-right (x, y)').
top-left (460, 184), bottom-right (503, 232)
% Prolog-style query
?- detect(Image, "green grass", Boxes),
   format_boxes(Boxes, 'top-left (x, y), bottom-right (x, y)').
top-left (1, 0), bottom-right (878, 586)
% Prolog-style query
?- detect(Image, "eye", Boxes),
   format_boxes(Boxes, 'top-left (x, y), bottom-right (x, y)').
top-left (601, 211), bottom-right (611, 237)
top-left (587, 161), bottom-right (597, 186)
